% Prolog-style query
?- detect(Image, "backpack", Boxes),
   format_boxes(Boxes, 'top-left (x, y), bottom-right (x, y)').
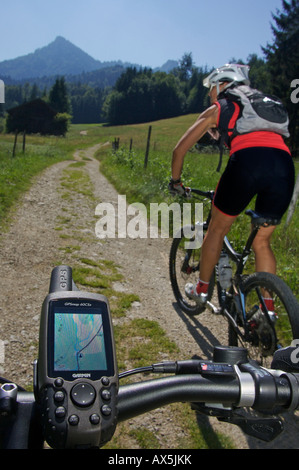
top-left (215, 85), bottom-right (290, 172)
top-left (224, 85), bottom-right (290, 138)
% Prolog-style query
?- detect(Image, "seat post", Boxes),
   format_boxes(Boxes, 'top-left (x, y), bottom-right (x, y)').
top-left (244, 224), bottom-right (260, 254)
top-left (235, 224), bottom-right (260, 277)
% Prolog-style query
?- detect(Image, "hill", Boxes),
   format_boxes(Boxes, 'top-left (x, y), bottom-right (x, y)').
top-left (0, 36), bottom-right (178, 82)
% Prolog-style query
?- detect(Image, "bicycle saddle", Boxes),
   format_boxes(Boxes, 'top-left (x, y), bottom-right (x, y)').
top-left (245, 210), bottom-right (281, 227)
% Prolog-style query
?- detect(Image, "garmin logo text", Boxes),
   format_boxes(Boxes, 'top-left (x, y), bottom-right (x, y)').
top-left (72, 373), bottom-right (91, 378)
top-left (0, 80), bottom-right (4, 104)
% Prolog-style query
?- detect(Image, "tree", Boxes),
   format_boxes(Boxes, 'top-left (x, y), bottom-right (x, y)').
top-left (48, 77), bottom-right (72, 115)
top-left (177, 52), bottom-right (194, 82)
top-left (246, 54), bottom-right (271, 93)
top-left (172, 52), bottom-right (194, 83)
top-left (262, 0), bottom-right (299, 156)
top-left (185, 67), bottom-right (209, 113)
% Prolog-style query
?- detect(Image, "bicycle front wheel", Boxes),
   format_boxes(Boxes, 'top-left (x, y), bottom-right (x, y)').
top-left (229, 272), bottom-right (299, 366)
top-left (169, 225), bottom-right (214, 315)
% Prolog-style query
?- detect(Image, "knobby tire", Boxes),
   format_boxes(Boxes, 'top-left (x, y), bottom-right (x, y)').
top-left (169, 226), bottom-right (214, 316)
top-left (228, 271), bottom-right (299, 365)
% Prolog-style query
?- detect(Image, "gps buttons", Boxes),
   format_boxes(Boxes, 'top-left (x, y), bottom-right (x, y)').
top-left (71, 383), bottom-right (96, 407)
top-left (101, 405), bottom-right (112, 416)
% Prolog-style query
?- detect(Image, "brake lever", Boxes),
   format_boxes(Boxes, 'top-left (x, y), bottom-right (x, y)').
top-left (220, 411), bottom-right (284, 442)
top-left (191, 402), bottom-right (284, 442)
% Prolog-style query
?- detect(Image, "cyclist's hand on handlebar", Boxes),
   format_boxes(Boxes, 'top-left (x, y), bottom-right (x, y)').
top-left (168, 178), bottom-right (191, 198)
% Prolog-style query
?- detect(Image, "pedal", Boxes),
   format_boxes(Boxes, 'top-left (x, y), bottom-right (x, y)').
top-left (206, 301), bottom-right (221, 315)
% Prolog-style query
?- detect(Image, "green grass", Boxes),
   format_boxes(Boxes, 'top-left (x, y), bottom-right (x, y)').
top-left (71, 259), bottom-right (140, 319)
top-left (0, 145), bottom-right (66, 229)
top-left (60, 165), bottom-right (95, 200)
top-left (0, 123), bottom-right (113, 230)
top-left (114, 318), bottom-right (179, 370)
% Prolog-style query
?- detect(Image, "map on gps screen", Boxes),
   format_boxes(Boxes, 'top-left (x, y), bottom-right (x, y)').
top-left (54, 313), bottom-right (107, 371)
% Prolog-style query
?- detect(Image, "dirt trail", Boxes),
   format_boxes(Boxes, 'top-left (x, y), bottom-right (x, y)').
top-left (0, 142), bottom-right (298, 449)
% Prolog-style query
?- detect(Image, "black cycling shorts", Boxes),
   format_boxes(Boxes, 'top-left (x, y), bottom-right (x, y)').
top-left (213, 147), bottom-right (295, 219)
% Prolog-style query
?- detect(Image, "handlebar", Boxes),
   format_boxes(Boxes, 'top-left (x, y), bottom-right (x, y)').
top-left (1, 348), bottom-right (299, 448)
top-left (188, 188), bottom-right (214, 200)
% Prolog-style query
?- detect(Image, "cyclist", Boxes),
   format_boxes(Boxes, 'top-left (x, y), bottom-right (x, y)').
top-left (169, 64), bottom-right (295, 309)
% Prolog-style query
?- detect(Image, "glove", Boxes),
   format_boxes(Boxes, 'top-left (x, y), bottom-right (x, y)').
top-left (168, 178), bottom-right (190, 197)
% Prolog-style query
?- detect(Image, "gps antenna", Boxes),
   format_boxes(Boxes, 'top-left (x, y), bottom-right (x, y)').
top-left (49, 265), bottom-right (74, 293)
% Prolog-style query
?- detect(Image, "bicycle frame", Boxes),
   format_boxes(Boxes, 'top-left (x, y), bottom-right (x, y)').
top-left (191, 188), bottom-right (262, 275)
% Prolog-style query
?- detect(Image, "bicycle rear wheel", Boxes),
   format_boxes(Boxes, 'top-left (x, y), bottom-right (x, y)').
top-left (229, 272), bottom-right (299, 366)
top-left (169, 225), bottom-right (214, 315)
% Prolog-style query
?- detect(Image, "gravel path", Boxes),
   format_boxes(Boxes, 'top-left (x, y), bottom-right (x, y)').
top-left (0, 142), bottom-right (298, 449)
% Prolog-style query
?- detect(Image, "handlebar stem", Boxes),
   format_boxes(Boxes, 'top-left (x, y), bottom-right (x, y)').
top-left (0, 392), bottom-right (43, 449)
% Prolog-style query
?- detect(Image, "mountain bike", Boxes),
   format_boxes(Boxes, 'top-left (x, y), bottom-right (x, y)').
top-left (1, 265), bottom-right (299, 449)
top-left (169, 188), bottom-right (299, 367)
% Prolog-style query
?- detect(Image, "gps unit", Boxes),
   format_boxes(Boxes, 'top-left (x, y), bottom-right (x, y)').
top-left (34, 266), bottom-right (118, 449)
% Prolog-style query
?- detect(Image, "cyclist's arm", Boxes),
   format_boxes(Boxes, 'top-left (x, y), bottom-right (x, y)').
top-left (171, 104), bottom-right (219, 180)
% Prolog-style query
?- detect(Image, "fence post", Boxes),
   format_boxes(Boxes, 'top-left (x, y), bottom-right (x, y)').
top-left (12, 130), bottom-right (18, 157)
top-left (22, 130), bottom-right (26, 153)
top-left (112, 138), bottom-right (120, 150)
top-left (144, 125), bottom-right (152, 169)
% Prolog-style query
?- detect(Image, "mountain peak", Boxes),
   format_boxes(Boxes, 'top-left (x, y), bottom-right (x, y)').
top-left (54, 35), bottom-right (67, 42)
top-left (47, 36), bottom-right (72, 48)
top-left (0, 37), bottom-right (178, 82)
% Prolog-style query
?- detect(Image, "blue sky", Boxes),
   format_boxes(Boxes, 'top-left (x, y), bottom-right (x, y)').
top-left (1, 0), bottom-right (284, 69)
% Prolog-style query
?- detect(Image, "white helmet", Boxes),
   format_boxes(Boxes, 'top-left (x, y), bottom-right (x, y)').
top-left (203, 64), bottom-right (250, 95)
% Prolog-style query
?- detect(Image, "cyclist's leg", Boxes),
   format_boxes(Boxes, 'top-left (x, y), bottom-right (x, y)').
top-left (199, 206), bottom-right (236, 283)
top-left (185, 206), bottom-right (236, 303)
top-left (251, 225), bottom-right (277, 304)
top-left (251, 224), bottom-right (277, 274)
top-left (197, 151), bottom-right (253, 288)
top-left (253, 148), bottom-right (295, 278)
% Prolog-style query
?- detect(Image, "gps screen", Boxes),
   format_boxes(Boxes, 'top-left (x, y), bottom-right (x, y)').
top-left (54, 312), bottom-right (108, 372)
top-left (46, 297), bottom-right (116, 380)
